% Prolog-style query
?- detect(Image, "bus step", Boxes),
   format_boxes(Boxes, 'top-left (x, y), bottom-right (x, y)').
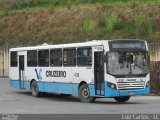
top-left (95, 95), bottom-right (104, 97)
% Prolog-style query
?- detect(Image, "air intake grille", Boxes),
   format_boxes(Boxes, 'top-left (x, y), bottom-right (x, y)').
top-left (117, 82), bottom-right (145, 90)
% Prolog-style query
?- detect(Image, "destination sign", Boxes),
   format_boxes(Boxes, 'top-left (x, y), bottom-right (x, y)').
top-left (109, 40), bottom-right (146, 50)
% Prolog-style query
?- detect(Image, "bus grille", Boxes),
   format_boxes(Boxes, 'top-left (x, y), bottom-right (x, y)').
top-left (117, 82), bottom-right (145, 90)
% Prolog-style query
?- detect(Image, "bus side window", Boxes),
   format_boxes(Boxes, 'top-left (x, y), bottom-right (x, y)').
top-left (63, 49), bottom-right (76, 66)
top-left (10, 52), bottom-right (18, 67)
top-left (27, 50), bottom-right (37, 67)
top-left (77, 48), bottom-right (92, 66)
top-left (38, 50), bottom-right (49, 67)
top-left (50, 49), bottom-right (62, 67)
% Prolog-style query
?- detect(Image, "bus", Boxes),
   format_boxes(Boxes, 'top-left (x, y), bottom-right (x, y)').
top-left (9, 40), bottom-right (150, 103)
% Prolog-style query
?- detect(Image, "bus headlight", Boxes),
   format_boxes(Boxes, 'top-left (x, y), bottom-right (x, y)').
top-left (146, 81), bottom-right (150, 88)
top-left (107, 82), bottom-right (117, 90)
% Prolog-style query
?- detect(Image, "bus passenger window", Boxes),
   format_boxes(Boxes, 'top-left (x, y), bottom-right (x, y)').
top-left (63, 49), bottom-right (76, 66)
top-left (10, 52), bottom-right (17, 67)
top-left (27, 50), bottom-right (37, 67)
top-left (50, 49), bottom-right (62, 66)
top-left (38, 50), bottom-right (49, 67)
top-left (77, 48), bottom-right (92, 66)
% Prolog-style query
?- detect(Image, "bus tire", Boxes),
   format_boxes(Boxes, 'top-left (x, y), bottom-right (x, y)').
top-left (114, 96), bottom-right (130, 103)
top-left (78, 84), bottom-right (95, 103)
top-left (31, 81), bottom-right (43, 97)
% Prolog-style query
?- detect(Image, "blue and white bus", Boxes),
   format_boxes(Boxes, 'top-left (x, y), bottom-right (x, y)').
top-left (9, 40), bottom-right (150, 103)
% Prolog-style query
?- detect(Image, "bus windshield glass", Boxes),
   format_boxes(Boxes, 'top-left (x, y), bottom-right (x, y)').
top-left (107, 51), bottom-right (149, 76)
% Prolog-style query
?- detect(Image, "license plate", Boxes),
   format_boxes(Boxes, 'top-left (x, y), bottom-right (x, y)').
top-left (128, 92), bottom-right (136, 95)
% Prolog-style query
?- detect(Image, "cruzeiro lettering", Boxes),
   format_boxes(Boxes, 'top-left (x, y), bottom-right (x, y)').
top-left (46, 71), bottom-right (66, 78)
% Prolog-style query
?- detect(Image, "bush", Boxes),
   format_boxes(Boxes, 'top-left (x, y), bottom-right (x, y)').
top-left (7, 0), bottom-right (73, 9)
top-left (134, 14), bottom-right (153, 36)
top-left (82, 17), bottom-right (97, 32)
top-left (104, 13), bottom-right (118, 32)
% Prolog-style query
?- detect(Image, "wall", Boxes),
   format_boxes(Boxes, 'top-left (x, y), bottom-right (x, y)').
top-left (0, 44), bottom-right (9, 77)
top-left (149, 43), bottom-right (160, 94)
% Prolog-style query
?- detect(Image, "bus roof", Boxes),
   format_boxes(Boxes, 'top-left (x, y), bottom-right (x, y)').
top-left (9, 39), bottom-right (146, 52)
top-left (9, 40), bottom-right (107, 52)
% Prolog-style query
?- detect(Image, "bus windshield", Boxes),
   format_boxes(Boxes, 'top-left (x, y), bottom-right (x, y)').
top-left (107, 51), bottom-right (149, 76)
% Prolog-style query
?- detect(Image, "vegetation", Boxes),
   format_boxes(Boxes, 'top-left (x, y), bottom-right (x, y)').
top-left (0, 0), bottom-right (160, 10)
top-left (0, 0), bottom-right (160, 45)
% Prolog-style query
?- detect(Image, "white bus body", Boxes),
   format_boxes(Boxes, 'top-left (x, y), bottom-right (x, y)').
top-left (9, 40), bottom-right (150, 103)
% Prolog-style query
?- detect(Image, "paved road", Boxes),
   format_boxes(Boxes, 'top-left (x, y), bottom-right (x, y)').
top-left (0, 78), bottom-right (160, 114)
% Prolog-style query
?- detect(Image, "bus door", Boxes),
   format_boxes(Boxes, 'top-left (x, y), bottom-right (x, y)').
top-left (94, 51), bottom-right (104, 96)
top-left (19, 55), bottom-right (25, 89)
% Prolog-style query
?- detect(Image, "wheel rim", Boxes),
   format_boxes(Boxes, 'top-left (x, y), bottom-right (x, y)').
top-left (82, 88), bottom-right (90, 98)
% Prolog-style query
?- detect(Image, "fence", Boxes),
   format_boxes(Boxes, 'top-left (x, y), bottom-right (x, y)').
top-left (0, 45), bottom-right (9, 77)
top-left (0, 43), bottom-right (160, 94)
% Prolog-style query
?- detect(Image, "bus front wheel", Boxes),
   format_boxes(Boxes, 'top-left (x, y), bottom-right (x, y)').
top-left (78, 84), bottom-right (95, 103)
top-left (31, 81), bottom-right (43, 97)
top-left (114, 96), bottom-right (130, 103)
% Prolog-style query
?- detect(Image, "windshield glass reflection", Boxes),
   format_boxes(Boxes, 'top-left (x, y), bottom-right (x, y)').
top-left (107, 51), bottom-right (149, 75)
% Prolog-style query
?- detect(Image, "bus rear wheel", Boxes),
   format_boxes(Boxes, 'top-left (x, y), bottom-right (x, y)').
top-left (114, 96), bottom-right (130, 103)
top-left (78, 84), bottom-right (95, 103)
top-left (31, 81), bottom-right (43, 97)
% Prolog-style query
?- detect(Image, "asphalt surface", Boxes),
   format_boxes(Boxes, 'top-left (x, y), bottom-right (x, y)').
top-left (0, 78), bottom-right (160, 114)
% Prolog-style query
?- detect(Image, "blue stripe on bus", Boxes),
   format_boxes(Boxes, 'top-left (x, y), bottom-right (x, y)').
top-left (10, 80), bottom-right (149, 97)
top-left (10, 80), bottom-right (20, 89)
top-left (10, 80), bottom-right (30, 90)
top-left (10, 80), bottom-right (95, 96)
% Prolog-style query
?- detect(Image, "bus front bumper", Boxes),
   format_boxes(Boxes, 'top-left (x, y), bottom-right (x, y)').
top-left (104, 82), bottom-right (150, 97)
